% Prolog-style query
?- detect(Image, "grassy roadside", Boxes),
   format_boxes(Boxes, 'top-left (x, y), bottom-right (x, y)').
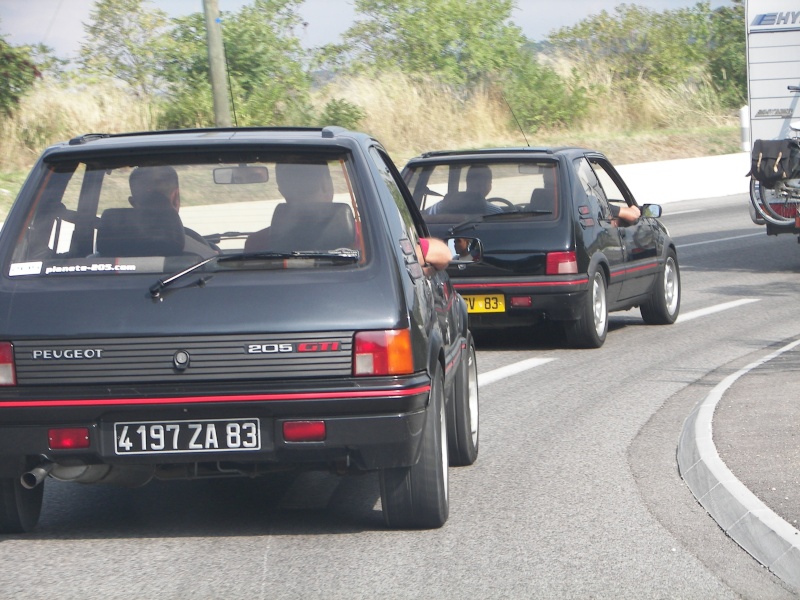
top-left (0, 125), bottom-right (741, 221)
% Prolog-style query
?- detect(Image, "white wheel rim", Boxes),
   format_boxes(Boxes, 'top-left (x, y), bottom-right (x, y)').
top-left (663, 258), bottom-right (679, 315)
top-left (468, 349), bottom-right (479, 446)
top-left (439, 395), bottom-right (448, 500)
top-left (592, 273), bottom-right (607, 337)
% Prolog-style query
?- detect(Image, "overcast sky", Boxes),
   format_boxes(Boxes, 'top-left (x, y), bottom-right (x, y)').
top-left (1, 0), bottom-right (730, 60)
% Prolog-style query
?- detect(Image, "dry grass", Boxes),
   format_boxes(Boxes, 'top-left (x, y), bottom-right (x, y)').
top-left (317, 73), bottom-right (520, 163)
top-left (0, 80), bottom-right (159, 171)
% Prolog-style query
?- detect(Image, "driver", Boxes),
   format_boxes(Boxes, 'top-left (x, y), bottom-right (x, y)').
top-left (426, 165), bottom-right (504, 215)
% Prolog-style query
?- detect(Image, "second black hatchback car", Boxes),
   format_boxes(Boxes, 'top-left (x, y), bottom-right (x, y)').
top-left (403, 147), bottom-right (680, 347)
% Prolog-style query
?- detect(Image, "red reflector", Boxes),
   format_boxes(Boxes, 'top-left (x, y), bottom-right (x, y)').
top-left (48, 428), bottom-right (90, 450)
top-left (283, 421), bottom-right (326, 442)
top-left (0, 342), bottom-right (16, 386)
top-left (546, 251), bottom-right (578, 275)
top-left (510, 296), bottom-right (532, 308)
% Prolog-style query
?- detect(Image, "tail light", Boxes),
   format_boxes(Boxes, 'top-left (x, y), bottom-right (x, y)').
top-left (546, 251), bottom-right (578, 275)
top-left (0, 342), bottom-right (16, 386)
top-left (353, 329), bottom-right (413, 376)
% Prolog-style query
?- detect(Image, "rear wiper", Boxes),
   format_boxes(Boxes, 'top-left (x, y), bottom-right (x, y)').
top-left (149, 249), bottom-right (360, 299)
top-left (448, 209), bottom-right (551, 234)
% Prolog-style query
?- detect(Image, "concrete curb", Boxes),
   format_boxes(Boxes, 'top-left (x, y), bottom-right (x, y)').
top-left (677, 339), bottom-right (800, 590)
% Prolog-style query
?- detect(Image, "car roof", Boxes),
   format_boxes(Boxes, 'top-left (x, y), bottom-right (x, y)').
top-left (41, 126), bottom-right (375, 159)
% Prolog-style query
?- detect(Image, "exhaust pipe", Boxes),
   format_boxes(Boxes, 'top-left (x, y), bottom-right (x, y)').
top-left (20, 462), bottom-right (54, 489)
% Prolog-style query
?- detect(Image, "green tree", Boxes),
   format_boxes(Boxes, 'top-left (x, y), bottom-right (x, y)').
top-left (708, 0), bottom-right (746, 108)
top-left (79, 0), bottom-right (170, 97)
top-left (161, 0), bottom-right (311, 128)
top-left (0, 36), bottom-right (41, 115)
top-left (324, 0), bottom-right (525, 86)
top-left (548, 3), bottom-right (712, 86)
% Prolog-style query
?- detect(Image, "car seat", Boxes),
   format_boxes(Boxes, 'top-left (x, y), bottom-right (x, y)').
top-left (265, 202), bottom-right (356, 252)
top-left (95, 208), bottom-right (185, 256)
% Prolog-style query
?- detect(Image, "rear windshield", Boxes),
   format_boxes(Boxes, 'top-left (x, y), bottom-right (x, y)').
top-left (404, 160), bottom-right (560, 225)
top-left (8, 151), bottom-right (366, 278)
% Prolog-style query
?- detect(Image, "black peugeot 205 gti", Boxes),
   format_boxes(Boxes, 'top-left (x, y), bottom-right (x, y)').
top-left (402, 147), bottom-right (681, 348)
top-left (0, 126), bottom-right (480, 532)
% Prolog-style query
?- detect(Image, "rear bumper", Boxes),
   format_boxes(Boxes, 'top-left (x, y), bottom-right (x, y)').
top-left (0, 376), bottom-right (432, 474)
top-left (453, 276), bottom-right (589, 325)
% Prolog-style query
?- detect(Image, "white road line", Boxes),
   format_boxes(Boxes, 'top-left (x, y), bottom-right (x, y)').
top-left (676, 298), bottom-right (760, 323)
top-left (680, 233), bottom-right (762, 248)
top-left (666, 209), bottom-right (702, 216)
top-left (478, 357), bottom-right (555, 388)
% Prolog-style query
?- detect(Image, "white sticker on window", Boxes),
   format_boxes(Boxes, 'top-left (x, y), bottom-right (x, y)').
top-left (9, 262), bottom-right (43, 276)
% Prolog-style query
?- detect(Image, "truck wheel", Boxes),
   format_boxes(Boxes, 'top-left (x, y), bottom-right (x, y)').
top-left (641, 250), bottom-right (680, 325)
top-left (380, 364), bottom-right (449, 529)
top-left (566, 269), bottom-right (608, 348)
top-left (448, 338), bottom-right (479, 466)
top-left (0, 476), bottom-right (44, 533)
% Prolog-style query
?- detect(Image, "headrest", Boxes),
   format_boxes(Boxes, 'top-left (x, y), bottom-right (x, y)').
top-left (267, 202), bottom-right (356, 252)
top-left (529, 188), bottom-right (557, 213)
top-left (438, 191), bottom-right (487, 213)
top-left (96, 208), bottom-right (185, 257)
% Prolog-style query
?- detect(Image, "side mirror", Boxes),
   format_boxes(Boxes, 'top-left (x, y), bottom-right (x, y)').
top-left (641, 204), bottom-right (662, 218)
top-left (213, 166), bottom-right (269, 184)
top-left (446, 236), bottom-right (483, 264)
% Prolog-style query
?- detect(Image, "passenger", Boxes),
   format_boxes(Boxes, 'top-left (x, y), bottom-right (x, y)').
top-left (418, 237), bottom-right (451, 272)
top-left (128, 166), bottom-right (216, 258)
top-left (243, 162), bottom-right (334, 252)
top-left (452, 237), bottom-right (478, 261)
top-left (609, 203), bottom-right (641, 224)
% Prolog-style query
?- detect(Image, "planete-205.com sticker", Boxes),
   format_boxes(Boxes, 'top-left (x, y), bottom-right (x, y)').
top-left (9, 262), bottom-right (138, 276)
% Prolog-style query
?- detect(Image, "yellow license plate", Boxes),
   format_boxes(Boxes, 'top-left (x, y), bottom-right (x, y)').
top-left (462, 294), bottom-right (505, 313)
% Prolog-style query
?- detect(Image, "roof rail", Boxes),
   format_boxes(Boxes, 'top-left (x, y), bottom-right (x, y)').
top-left (68, 126), bottom-right (339, 146)
top-left (419, 147), bottom-right (554, 158)
top-left (68, 133), bottom-right (111, 145)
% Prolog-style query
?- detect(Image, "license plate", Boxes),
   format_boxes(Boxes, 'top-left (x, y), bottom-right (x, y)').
top-left (114, 418), bottom-right (261, 455)
top-left (462, 294), bottom-right (505, 313)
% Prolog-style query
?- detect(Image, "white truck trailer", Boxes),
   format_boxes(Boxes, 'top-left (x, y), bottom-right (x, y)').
top-left (746, 0), bottom-right (800, 233)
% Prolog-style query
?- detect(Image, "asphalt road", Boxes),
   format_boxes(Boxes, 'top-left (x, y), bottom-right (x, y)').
top-left (2, 192), bottom-right (800, 599)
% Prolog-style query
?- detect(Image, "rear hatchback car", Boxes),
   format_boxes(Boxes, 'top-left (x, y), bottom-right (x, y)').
top-left (0, 127), bottom-right (478, 532)
top-left (403, 147), bottom-right (680, 347)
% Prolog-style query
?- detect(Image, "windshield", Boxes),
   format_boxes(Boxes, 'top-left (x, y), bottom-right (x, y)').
top-left (405, 160), bottom-right (560, 225)
top-left (8, 152), bottom-right (366, 278)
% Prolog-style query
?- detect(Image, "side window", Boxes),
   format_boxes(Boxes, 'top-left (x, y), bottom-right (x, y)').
top-left (369, 146), bottom-right (423, 242)
top-left (588, 158), bottom-right (627, 204)
top-left (574, 157), bottom-right (610, 219)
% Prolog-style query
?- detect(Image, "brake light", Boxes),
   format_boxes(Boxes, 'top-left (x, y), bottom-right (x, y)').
top-left (546, 251), bottom-right (578, 275)
top-left (353, 329), bottom-right (413, 376)
top-left (48, 428), bottom-right (90, 449)
top-left (283, 421), bottom-right (326, 442)
top-left (0, 342), bottom-right (16, 386)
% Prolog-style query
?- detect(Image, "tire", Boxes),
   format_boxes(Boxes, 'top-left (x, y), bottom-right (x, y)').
top-left (566, 269), bottom-right (608, 348)
top-left (641, 250), bottom-right (681, 325)
top-left (380, 365), bottom-right (449, 529)
top-left (0, 476), bottom-right (44, 534)
top-left (448, 338), bottom-right (479, 466)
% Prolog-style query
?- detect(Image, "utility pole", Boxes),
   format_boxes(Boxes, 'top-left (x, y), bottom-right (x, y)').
top-left (202, 0), bottom-right (233, 127)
